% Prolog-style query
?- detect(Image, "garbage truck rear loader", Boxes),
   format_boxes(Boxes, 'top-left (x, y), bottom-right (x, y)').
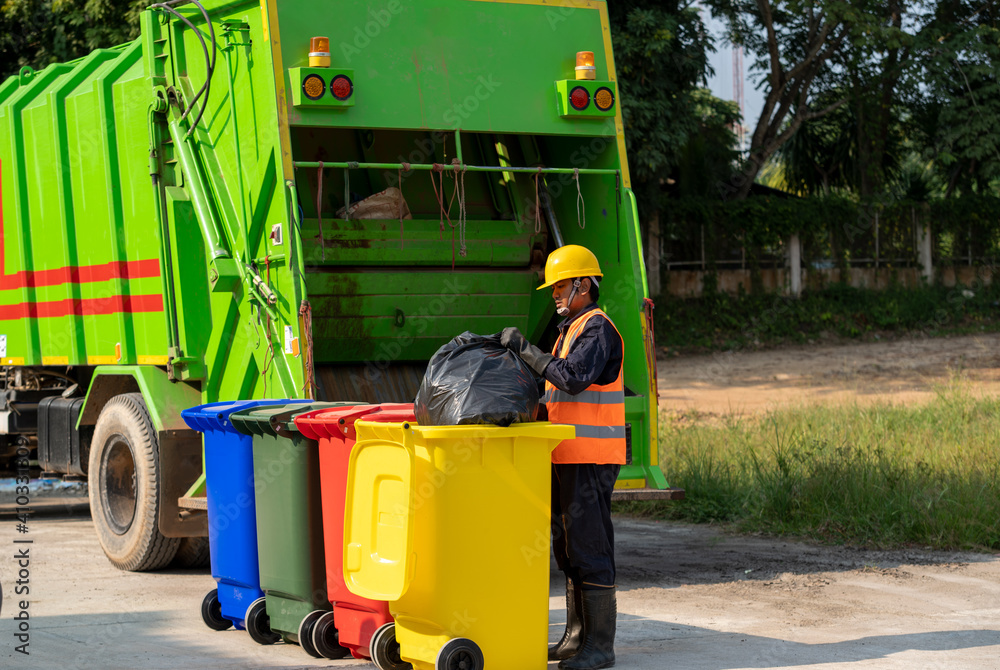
top-left (0, 0), bottom-right (681, 572)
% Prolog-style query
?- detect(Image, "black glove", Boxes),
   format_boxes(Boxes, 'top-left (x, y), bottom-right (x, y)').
top-left (501, 327), bottom-right (554, 377)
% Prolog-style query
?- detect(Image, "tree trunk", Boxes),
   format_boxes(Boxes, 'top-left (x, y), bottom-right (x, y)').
top-left (734, 140), bottom-right (782, 199)
top-left (855, 91), bottom-right (874, 197)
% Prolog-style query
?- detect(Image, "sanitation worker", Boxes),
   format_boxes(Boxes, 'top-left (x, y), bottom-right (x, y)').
top-left (501, 244), bottom-right (624, 670)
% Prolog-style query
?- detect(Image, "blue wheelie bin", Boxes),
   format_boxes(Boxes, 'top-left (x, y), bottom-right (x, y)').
top-left (182, 399), bottom-right (307, 639)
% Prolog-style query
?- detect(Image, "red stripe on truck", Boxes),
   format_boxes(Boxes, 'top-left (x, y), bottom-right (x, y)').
top-left (2, 258), bottom-right (161, 289)
top-left (0, 294), bottom-right (164, 321)
top-left (0, 160), bottom-right (163, 310)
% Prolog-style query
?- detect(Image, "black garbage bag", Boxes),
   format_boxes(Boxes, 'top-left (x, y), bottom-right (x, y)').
top-left (415, 331), bottom-right (539, 426)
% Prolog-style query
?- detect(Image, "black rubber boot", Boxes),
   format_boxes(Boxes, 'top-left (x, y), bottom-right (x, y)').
top-left (558, 587), bottom-right (616, 670)
top-left (549, 577), bottom-right (585, 661)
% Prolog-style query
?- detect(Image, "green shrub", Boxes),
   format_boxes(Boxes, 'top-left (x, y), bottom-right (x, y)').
top-left (656, 281), bottom-right (1000, 351)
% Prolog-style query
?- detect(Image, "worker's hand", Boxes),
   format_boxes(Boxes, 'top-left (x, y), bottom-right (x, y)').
top-left (500, 327), bottom-right (526, 351)
top-left (500, 327), bottom-right (554, 377)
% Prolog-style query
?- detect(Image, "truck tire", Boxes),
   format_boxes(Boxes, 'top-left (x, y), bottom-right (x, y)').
top-left (172, 536), bottom-right (211, 569)
top-left (88, 392), bottom-right (180, 571)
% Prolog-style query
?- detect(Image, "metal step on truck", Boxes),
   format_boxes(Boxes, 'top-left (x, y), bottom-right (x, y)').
top-left (0, 0), bottom-right (682, 572)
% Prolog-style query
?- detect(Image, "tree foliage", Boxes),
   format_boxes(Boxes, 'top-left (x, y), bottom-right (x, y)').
top-left (0, 0), bottom-right (146, 82)
top-left (771, 0), bottom-right (999, 200)
top-left (775, 88), bottom-right (908, 196)
top-left (671, 88), bottom-right (741, 199)
top-left (908, 0), bottom-right (1000, 196)
top-left (770, 89), bottom-right (854, 194)
top-left (609, 0), bottom-right (720, 212)
top-left (705, 0), bottom-right (870, 199)
top-left (840, 0), bottom-right (916, 197)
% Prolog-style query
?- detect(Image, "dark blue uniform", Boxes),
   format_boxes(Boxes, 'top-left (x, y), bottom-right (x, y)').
top-left (542, 304), bottom-right (623, 590)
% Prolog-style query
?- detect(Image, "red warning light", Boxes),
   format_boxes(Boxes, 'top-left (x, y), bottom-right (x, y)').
top-left (569, 86), bottom-right (590, 111)
top-left (331, 75), bottom-right (354, 101)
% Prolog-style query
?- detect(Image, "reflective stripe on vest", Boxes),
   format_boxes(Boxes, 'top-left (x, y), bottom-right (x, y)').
top-left (545, 308), bottom-right (626, 465)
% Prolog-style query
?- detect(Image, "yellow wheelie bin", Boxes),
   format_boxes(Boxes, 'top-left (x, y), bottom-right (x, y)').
top-left (343, 419), bottom-right (574, 670)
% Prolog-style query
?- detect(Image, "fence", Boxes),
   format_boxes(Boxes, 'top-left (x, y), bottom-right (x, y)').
top-left (654, 195), bottom-right (1000, 298)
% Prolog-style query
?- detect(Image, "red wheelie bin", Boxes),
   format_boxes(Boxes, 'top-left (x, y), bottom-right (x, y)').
top-left (294, 403), bottom-right (416, 661)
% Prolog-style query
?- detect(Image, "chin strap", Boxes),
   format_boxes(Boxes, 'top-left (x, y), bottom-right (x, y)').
top-left (557, 278), bottom-right (583, 317)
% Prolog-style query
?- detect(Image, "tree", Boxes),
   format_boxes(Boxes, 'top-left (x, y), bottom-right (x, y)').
top-left (609, 0), bottom-right (724, 293)
top-left (841, 1), bottom-right (917, 197)
top-left (775, 86), bottom-right (909, 197)
top-left (772, 89), bottom-right (856, 194)
top-left (0, 0), bottom-right (146, 82)
top-left (671, 88), bottom-right (741, 198)
top-left (908, 0), bottom-right (1000, 197)
top-left (705, 0), bottom-right (881, 200)
top-left (611, 1), bottom-right (715, 203)
top-left (757, 1), bottom-right (1000, 201)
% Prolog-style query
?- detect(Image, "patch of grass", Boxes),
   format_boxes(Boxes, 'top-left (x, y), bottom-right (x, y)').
top-left (618, 383), bottom-right (1000, 551)
top-left (656, 281), bottom-right (1000, 352)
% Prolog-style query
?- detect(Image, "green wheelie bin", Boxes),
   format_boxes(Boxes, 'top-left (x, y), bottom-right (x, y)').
top-left (229, 401), bottom-right (355, 657)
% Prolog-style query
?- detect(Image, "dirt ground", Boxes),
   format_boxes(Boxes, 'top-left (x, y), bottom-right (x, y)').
top-left (2, 334), bottom-right (1000, 669)
top-left (657, 331), bottom-right (1000, 416)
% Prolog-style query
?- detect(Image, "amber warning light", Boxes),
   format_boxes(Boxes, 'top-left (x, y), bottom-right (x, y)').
top-left (575, 51), bottom-right (595, 80)
top-left (594, 86), bottom-right (615, 112)
top-left (303, 74), bottom-right (326, 101)
top-left (310, 36), bottom-right (331, 67)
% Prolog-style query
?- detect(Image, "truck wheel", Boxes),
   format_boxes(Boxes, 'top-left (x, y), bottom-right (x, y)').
top-left (173, 536), bottom-right (211, 569)
top-left (88, 392), bottom-right (179, 571)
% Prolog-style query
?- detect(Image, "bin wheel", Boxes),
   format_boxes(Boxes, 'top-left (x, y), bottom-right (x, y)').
top-left (88, 393), bottom-right (180, 571)
top-left (312, 611), bottom-right (351, 659)
top-left (200, 589), bottom-right (232, 631)
top-left (298, 609), bottom-right (327, 658)
top-left (435, 637), bottom-right (484, 670)
top-left (371, 622), bottom-right (413, 670)
top-left (245, 597), bottom-right (280, 645)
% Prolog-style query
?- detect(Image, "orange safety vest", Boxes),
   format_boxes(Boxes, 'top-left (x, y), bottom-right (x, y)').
top-left (544, 308), bottom-right (626, 464)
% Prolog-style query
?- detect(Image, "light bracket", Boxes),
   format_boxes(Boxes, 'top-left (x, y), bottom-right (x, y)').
top-left (555, 80), bottom-right (616, 119)
top-left (290, 67), bottom-right (356, 108)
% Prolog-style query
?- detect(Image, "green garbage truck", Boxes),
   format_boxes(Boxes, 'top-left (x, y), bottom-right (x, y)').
top-left (0, 0), bottom-right (681, 572)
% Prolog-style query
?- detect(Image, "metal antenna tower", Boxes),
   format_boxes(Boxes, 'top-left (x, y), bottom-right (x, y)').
top-left (732, 45), bottom-right (746, 149)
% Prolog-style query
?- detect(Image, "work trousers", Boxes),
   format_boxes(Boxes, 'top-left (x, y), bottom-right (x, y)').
top-left (551, 462), bottom-right (620, 590)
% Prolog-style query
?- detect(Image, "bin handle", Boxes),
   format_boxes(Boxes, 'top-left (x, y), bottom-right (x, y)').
top-left (347, 435), bottom-right (417, 599)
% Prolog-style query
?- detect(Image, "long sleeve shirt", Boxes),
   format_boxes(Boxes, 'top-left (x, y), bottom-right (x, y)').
top-left (542, 303), bottom-right (623, 396)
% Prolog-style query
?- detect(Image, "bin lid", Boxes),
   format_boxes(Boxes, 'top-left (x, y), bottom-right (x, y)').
top-left (180, 399), bottom-right (306, 434)
top-left (293, 404), bottom-right (380, 441)
top-left (295, 403), bottom-right (416, 442)
top-left (411, 421), bottom-right (575, 445)
top-left (345, 408), bottom-right (416, 440)
top-left (343, 429), bottom-right (415, 602)
top-left (229, 401), bottom-right (359, 438)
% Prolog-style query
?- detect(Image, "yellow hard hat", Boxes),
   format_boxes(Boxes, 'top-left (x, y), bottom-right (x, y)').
top-left (537, 245), bottom-right (603, 290)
